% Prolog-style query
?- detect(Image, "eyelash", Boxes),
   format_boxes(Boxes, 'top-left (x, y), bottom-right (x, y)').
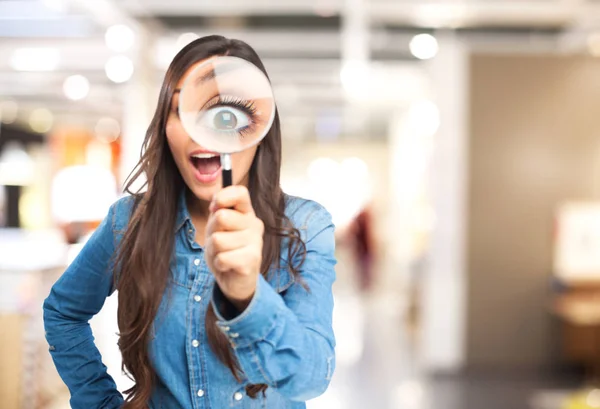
top-left (204, 96), bottom-right (257, 118)
top-left (173, 97), bottom-right (257, 120)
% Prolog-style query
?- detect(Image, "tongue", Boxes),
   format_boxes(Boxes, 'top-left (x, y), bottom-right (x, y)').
top-left (195, 157), bottom-right (220, 174)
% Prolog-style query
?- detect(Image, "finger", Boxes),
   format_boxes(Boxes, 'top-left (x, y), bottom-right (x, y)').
top-left (206, 209), bottom-right (251, 234)
top-left (211, 185), bottom-right (254, 214)
top-left (214, 246), bottom-right (261, 276)
top-left (209, 230), bottom-right (255, 253)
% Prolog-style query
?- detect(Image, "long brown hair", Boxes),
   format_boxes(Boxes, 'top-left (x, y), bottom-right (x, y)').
top-left (115, 36), bottom-right (306, 408)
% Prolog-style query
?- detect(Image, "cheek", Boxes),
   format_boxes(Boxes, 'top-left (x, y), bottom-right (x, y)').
top-left (232, 147), bottom-right (258, 173)
top-left (165, 120), bottom-right (187, 155)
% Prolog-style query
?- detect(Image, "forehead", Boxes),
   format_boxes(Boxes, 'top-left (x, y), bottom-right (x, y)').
top-left (177, 57), bottom-right (273, 102)
top-left (175, 56), bottom-right (217, 90)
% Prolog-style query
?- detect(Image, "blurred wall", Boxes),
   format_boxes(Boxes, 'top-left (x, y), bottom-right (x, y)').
top-left (281, 140), bottom-right (392, 291)
top-left (281, 140), bottom-right (390, 233)
top-left (466, 54), bottom-right (600, 370)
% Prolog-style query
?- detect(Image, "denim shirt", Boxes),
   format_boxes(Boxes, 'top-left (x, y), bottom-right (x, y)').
top-left (43, 193), bottom-right (337, 409)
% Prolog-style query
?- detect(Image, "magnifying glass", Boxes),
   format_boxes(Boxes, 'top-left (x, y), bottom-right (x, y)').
top-left (178, 56), bottom-right (276, 188)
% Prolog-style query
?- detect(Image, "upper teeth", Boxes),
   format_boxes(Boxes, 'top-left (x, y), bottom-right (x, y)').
top-left (192, 153), bottom-right (217, 159)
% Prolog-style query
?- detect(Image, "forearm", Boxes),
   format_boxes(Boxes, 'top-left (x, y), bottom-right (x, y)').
top-left (235, 314), bottom-right (334, 401)
top-left (44, 299), bottom-right (123, 408)
top-left (212, 276), bottom-right (335, 401)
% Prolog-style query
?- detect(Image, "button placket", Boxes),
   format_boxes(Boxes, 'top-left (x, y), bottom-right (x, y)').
top-left (189, 256), bottom-right (210, 408)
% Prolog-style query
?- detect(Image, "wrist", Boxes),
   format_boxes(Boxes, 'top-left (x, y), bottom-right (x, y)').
top-left (229, 291), bottom-right (254, 312)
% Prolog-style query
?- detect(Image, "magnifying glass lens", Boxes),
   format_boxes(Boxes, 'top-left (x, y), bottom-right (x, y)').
top-left (178, 56), bottom-right (276, 155)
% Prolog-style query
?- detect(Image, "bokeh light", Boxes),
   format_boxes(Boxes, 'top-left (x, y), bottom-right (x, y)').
top-left (409, 33), bottom-right (439, 60)
top-left (63, 75), bottom-right (90, 101)
top-left (95, 117), bottom-right (121, 143)
top-left (105, 55), bottom-right (134, 83)
top-left (28, 108), bottom-right (54, 133)
top-left (105, 24), bottom-right (135, 52)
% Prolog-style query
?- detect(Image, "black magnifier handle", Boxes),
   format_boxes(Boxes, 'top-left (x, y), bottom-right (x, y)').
top-left (221, 153), bottom-right (233, 188)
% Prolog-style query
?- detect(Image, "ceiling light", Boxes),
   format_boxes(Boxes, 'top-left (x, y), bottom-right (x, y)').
top-left (63, 75), bottom-right (90, 101)
top-left (409, 34), bottom-right (439, 60)
top-left (10, 48), bottom-right (60, 72)
top-left (105, 55), bottom-right (134, 83)
top-left (105, 24), bottom-right (135, 52)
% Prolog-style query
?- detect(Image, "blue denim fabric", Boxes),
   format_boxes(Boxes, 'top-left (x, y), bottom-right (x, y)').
top-left (43, 192), bottom-right (337, 409)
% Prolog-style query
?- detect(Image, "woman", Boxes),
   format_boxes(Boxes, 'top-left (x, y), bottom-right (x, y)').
top-left (43, 35), bottom-right (336, 409)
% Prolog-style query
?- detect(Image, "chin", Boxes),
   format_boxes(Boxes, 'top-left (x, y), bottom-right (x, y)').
top-left (189, 183), bottom-right (219, 202)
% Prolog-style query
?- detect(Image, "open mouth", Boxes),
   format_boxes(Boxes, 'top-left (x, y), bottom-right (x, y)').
top-left (190, 152), bottom-right (221, 175)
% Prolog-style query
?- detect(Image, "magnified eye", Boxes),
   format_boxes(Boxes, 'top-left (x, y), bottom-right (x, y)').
top-left (200, 106), bottom-right (250, 131)
top-left (196, 97), bottom-right (256, 138)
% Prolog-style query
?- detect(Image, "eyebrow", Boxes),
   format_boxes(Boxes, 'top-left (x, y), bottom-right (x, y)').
top-left (176, 60), bottom-right (248, 94)
top-left (196, 68), bottom-right (217, 85)
top-left (173, 70), bottom-right (218, 96)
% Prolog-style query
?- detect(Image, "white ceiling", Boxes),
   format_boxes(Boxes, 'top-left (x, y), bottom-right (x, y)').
top-left (1, 0), bottom-right (599, 138)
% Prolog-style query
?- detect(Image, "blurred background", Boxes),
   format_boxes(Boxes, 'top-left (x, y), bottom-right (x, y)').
top-left (4, 0), bottom-right (600, 408)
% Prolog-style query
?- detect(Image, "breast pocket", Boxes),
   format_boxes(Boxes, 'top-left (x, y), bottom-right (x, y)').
top-left (170, 252), bottom-right (194, 289)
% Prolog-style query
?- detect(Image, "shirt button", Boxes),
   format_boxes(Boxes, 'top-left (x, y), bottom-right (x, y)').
top-left (234, 391), bottom-right (243, 401)
top-left (197, 389), bottom-right (205, 397)
top-left (194, 295), bottom-right (202, 302)
top-left (194, 258), bottom-right (200, 266)
top-left (192, 339), bottom-right (199, 348)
